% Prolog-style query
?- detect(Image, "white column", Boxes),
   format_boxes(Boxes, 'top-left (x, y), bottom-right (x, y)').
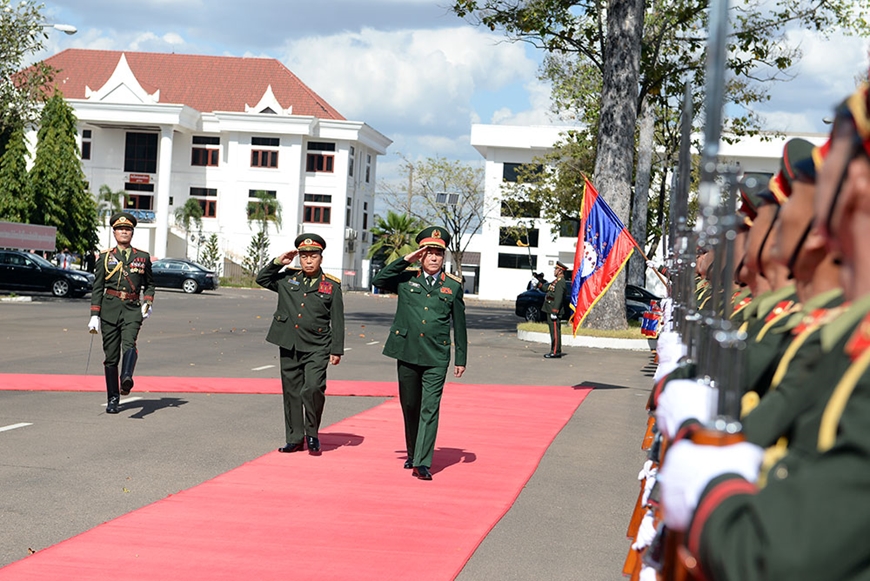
top-left (153, 125), bottom-right (174, 259)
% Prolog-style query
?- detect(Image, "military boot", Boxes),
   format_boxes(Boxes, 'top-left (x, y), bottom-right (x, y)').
top-left (105, 366), bottom-right (120, 414)
top-left (120, 349), bottom-right (138, 395)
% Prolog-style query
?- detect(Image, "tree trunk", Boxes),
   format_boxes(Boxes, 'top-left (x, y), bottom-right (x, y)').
top-left (628, 97), bottom-right (654, 287)
top-left (585, 0), bottom-right (645, 331)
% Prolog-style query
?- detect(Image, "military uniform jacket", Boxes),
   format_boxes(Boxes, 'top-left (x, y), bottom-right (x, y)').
top-left (371, 258), bottom-right (467, 368)
top-left (90, 246), bottom-right (154, 324)
top-left (256, 262), bottom-right (345, 355)
top-left (741, 284), bottom-right (799, 396)
top-left (543, 275), bottom-right (567, 317)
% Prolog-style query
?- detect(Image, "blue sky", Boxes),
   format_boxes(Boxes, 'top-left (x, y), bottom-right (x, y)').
top-left (37, 0), bottom-right (870, 189)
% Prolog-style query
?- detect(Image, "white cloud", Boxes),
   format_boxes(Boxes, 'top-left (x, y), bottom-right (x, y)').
top-left (489, 80), bottom-right (554, 125)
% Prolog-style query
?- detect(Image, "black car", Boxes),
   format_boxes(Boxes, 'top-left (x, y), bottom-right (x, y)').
top-left (515, 283), bottom-right (660, 323)
top-left (151, 258), bottom-right (219, 293)
top-left (0, 250), bottom-right (94, 297)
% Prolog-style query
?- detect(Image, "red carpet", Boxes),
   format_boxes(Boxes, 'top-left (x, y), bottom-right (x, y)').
top-left (0, 374), bottom-right (395, 396)
top-left (0, 382), bottom-right (591, 580)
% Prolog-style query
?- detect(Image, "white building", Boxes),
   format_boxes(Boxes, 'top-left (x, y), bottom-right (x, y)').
top-left (470, 124), bottom-right (828, 301)
top-left (40, 49), bottom-right (391, 288)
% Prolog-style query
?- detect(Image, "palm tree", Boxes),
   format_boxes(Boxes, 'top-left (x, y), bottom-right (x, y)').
top-left (174, 198), bottom-right (204, 258)
top-left (367, 210), bottom-right (423, 264)
top-left (97, 185), bottom-right (128, 248)
top-left (246, 190), bottom-right (282, 234)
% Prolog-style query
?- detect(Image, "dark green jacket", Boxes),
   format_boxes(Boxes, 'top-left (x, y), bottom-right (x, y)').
top-left (90, 246), bottom-right (154, 323)
top-left (256, 262), bottom-right (345, 355)
top-left (543, 275), bottom-right (567, 317)
top-left (372, 258), bottom-right (467, 367)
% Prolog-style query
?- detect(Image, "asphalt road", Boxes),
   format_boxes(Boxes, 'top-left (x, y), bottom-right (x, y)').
top-left (0, 287), bottom-right (652, 579)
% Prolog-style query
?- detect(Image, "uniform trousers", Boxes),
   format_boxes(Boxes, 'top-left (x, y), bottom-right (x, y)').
top-left (279, 346), bottom-right (328, 444)
top-left (548, 317), bottom-right (562, 355)
top-left (397, 360), bottom-right (447, 468)
top-left (101, 309), bottom-right (142, 366)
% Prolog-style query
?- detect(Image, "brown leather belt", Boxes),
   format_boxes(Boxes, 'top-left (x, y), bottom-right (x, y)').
top-left (106, 288), bottom-right (139, 301)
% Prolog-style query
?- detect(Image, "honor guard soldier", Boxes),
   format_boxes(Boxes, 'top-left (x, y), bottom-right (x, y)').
top-left (256, 233), bottom-right (345, 455)
top-left (88, 212), bottom-right (154, 414)
top-left (371, 226), bottom-right (467, 481)
top-left (543, 261), bottom-right (569, 359)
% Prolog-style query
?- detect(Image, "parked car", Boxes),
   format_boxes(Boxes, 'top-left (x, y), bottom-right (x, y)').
top-left (151, 258), bottom-right (219, 293)
top-left (0, 250), bottom-right (94, 297)
top-left (515, 283), bottom-right (661, 323)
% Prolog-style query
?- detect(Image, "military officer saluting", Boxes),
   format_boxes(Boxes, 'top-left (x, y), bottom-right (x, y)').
top-left (256, 233), bottom-right (345, 455)
top-left (543, 261), bottom-right (569, 359)
top-left (88, 212), bottom-right (154, 414)
top-left (372, 226), bottom-right (467, 481)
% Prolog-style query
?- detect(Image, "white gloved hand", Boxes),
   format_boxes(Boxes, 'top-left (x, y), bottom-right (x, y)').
top-left (87, 315), bottom-right (100, 334)
top-left (639, 565), bottom-right (658, 581)
top-left (656, 379), bottom-right (719, 439)
top-left (632, 510), bottom-right (657, 550)
top-left (641, 469), bottom-right (657, 506)
top-left (141, 303), bottom-right (152, 319)
top-left (637, 459), bottom-right (655, 481)
top-left (653, 359), bottom-right (682, 385)
top-left (655, 333), bottom-right (686, 366)
top-left (646, 260), bottom-right (656, 269)
top-left (658, 440), bottom-right (763, 531)
top-left (549, 313), bottom-right (557, 320)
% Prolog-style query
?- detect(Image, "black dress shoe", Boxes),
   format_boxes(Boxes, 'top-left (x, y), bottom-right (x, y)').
top-left (106, 398), bottom-right (120, 414)
top-left (403, 459), bottom-right (414, 469)
top-left (306, 436), bottom-right (321, 455)
top-left (543, 353), bottom-right (563, 359)
top-left (278, 441), bottom-right (305, 453)
top-left (412, 466), bottom-right (433, 481)
top-left (119, 377), bottom-right (133, 396)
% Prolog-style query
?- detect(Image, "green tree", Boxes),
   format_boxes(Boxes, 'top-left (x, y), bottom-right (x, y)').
top-left (199, 233), bottom-right (221, 273)
top-left (367, 210), bottom-right (423, 265)
top-left (29, 92), bottom-right (97, 254)
top-left (0, 127), bottom-right (31, 222)
top-left (242, 230), bottom-right (270, 277)
top-left (96, 184), bottom-right (128, 247)
top-left (0, 0), bottom-right (55, 148)
top-left (246, 190), bottom-right (282, 234)
top-left (174, 197), bottom-right (204, 258)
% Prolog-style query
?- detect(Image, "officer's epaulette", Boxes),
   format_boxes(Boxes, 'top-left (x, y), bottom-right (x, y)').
top-left (324, 272), bottom-right (342, 284)
top-left (445, 272), bottom-right (462, 284)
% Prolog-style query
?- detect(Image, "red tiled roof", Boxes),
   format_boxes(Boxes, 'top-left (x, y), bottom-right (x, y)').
top-left (42, 49), bottom-right (344, 120)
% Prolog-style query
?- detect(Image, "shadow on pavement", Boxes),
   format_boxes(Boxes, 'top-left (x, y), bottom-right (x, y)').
top-left (122, 397), bottom-right (188, 419)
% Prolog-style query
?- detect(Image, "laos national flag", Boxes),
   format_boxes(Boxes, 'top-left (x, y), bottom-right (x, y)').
top-left (570, 176), bottom-right (635, 334)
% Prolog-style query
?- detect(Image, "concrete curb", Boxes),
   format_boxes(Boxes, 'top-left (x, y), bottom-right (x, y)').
top-left (518, 329), bottom-right (655, 351)
top-left (0, 296), bottom-right (32, 303)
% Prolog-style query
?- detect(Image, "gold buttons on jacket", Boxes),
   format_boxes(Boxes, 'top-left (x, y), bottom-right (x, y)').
top-left (395, 330), bottom-right (400, 335)
top-left (422, 320), bottom-right (426, 324)
top-left (424, 307), bottom-right (428, 311)
top-left (298, 314), bottom-right (302, 318)
top-left (420, 333), bottom-right (424, 337)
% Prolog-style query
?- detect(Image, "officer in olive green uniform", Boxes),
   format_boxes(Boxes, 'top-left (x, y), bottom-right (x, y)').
top-left (542, 261), bottom-right (568, 359)
top-left (371, 226), bottom-right (467, 481)
top-left (88, 212), bottom-right (154, 414)
top-left (257, 234), bottom-right (345, 455)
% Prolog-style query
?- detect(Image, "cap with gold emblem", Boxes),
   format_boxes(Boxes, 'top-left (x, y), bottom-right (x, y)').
top-left (415, 226), bottom-right (450, 249)
top-left (110, 212), bottom-right (137, 229)
top-left (760, 138), bottom-right (815, 205)
top-left (555, 260), bottom-right (570, 272)
top-left (294, 233), bottom-right (326, 252)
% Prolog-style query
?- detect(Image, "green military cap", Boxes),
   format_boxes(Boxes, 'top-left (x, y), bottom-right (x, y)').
top-left (294, 233), bottom-right (326, 252)
top-left (737, 172), bottom-right (770, 224)
top-left (416, 226), bottom-right (450, 249)
top-left (555, 260), bottom-right (570, 272)
top-left (759, 138), bottom-right (815, 205)
top-left (110, 211), bottom-right (137, 229)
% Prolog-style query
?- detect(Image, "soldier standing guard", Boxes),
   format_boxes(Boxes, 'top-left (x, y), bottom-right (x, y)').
top-left (88, 212), bottom-right (154, 414)
top-left (371, 226), bottom-right (467, 481)
top-left (256, 234), bottom-right (345, 455)
top-left (542, 261), bottom-right (569, 359)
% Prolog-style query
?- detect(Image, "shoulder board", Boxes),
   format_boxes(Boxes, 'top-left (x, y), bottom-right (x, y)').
top-left (445, 272), bottom-right (462, 284)
top-left (324, 272), bottom-right (342, 284)
top-left (99, 248), bottom-right (110, 255)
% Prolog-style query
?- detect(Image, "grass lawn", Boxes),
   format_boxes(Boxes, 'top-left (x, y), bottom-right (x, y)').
top-left (517, 321), bottom-right (646, 339)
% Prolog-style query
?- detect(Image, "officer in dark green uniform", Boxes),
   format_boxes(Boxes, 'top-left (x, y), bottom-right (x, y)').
top-left (542, 261), bottom-right (568, 359)
top-left (88, 212), bottom-right (154, 414)
top-left (371, 226), bottom-right (467, 481)
top-left (256, 233), bottom-right (345, 455)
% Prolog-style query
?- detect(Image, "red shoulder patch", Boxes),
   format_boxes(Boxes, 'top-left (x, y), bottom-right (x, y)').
top-left (765, 300), bottom-right (795, 323)
top-left (845, 313), bottom-right (870, 362)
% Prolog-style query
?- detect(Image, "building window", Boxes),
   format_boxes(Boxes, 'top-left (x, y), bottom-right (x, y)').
top-left (303, 194), bottom-right (332, 203)
top-left (499, 227), bottom-right (539, 247)
top-left (81, 129), bottom-right (92, 160)
top-left (503, 162), bottom-right (544, 183)
top-left (306, 153), bottom-right (334, 173)
top-left (363, 212), bottom-right (368, 230)
top-left (307, 141), bottom-right (335, 152)
top-left (500, 200), bottom-right (540, 218)
top-left (559, 220), bottom-right (580, 238)
top-left (191, 187), bottom-right (218, 218)
top-left (124, 132), bottom-right (158, 174)
top-left (125, 182), bottom-right (155, 192)
top-left (125, 194), bottom-right (154, 210)
top-left (349, 145), bottom-right (355, 176)
top-left (192, 148), bottom-right (219, 166)
top-left (247, 190), bottom-right (278, 219)
top-left (251, 150), bottom-right (278, 168)
top-left (498, 253), bottom-right (537, 270)
top-left (249, 189), bottom-right (277, 199)
top-left (252, 137), bottom-right (280, 147)
top-left (365, 154), bottom-right (372, 183)
top-left (303, 206), bottom-right (331, 224)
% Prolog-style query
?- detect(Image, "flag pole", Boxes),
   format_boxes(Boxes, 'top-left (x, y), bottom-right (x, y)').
top-left (624, 232), bottom-right (669, 288)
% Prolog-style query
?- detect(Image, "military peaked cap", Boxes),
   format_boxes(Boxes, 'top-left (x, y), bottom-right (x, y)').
top-left (761, 138), bottom-right (815, 205)
top-left (110, 212), bottom-right (137, 229)
top-left (295, 233), bottom-right (326, 252)
top-left (416, 226), bottom-right (450, 249)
